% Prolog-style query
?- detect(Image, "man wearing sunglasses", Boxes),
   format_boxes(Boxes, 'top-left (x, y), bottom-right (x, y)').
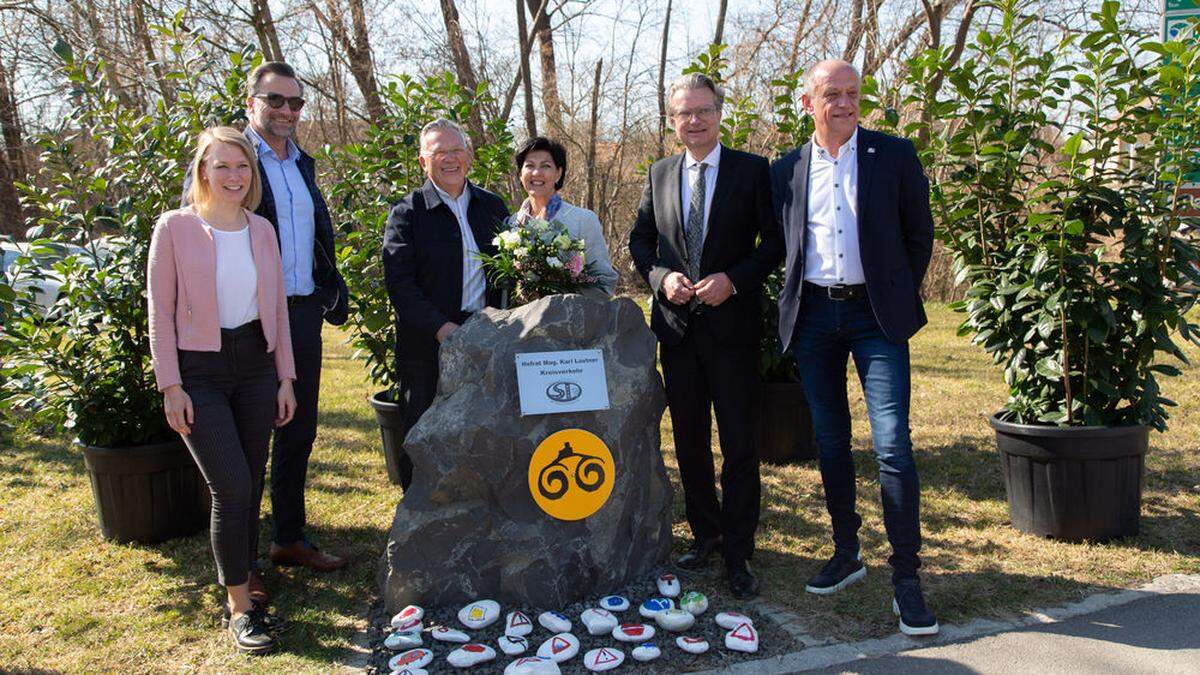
top-left (243, 61), bottom-right (349, 577)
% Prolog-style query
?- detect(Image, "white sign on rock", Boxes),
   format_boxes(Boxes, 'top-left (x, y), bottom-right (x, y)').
top-left (515, 349), bottom-right (610, 416)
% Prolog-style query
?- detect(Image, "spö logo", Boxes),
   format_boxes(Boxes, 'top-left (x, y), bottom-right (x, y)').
top-left (545, 380), bottom-right (583, 403)
top-left (528, 429), bottom-right (615, 520)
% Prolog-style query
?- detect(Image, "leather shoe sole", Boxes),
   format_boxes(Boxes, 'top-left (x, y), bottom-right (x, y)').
top-left (268, 542), bottom-right (347, 572)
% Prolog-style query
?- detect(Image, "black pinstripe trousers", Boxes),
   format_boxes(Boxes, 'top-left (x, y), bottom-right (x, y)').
top-left (179, 320), bottom-right (278, 587)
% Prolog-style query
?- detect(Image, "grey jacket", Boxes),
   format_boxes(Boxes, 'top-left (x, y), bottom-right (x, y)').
top-left (529, 200), bottom-right (619, 297)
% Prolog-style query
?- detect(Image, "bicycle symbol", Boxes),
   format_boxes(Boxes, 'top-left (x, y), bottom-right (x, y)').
top-left (536, 442), bottom-right (606, 500)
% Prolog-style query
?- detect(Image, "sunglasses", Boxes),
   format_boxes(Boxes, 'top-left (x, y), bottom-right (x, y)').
top-left (252, 93), bottom-right (305, 112)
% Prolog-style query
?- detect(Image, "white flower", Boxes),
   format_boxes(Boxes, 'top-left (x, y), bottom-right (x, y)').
top-left (499, 230), bottom-right (522, 247)
top-left (547, 257), bottom-right (563, 268)
top-left (514, 247), bottom-right (529, 258)
top-left (553, 233), bottom-right (572, 250)
top-left (491, 235), bottom-right (502, 246)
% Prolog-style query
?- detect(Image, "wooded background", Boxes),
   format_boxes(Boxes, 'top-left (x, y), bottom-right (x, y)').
top-left (0, 0), bottom-right (1164, 296)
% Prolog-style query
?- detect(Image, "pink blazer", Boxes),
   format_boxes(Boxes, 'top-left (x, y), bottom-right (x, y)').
top-left (148, 208), bottom-right (297, 391)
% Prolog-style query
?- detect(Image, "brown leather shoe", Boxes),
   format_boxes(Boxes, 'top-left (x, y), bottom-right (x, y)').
top-left (248, 570), bottom-right (269, 605)
top-left (268, 541), bottom-right (347, 572)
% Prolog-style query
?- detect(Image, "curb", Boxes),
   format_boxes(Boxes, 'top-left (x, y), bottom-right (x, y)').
top-left (692, 573), bottom-right (1200, 674)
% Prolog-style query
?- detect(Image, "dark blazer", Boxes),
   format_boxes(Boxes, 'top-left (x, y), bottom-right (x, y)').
top-left (382, 180), bottom-right (508, 365)
top-left (179, 129), bottom-right (349, 325)
top-left (628, 145), bottom-right (783, 347)
top-left (773, 127), bottom-right (934, 349)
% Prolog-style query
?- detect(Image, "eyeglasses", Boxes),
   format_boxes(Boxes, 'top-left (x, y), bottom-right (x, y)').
top-left (252, 93), bottom-right (305, 112)
top-left (672, 106), bottom-right (718, 120)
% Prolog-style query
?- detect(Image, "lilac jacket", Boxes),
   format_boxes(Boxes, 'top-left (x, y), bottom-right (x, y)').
top-left (148, 208), bottom-right (296, 391)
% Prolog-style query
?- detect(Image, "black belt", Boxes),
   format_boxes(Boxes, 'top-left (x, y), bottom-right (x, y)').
top-left (804, 281), bottom-right (868, 301)
top-left (287, 293), bottom-right (317, 307)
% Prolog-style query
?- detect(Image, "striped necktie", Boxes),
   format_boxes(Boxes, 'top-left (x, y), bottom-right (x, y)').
top-left (686, 161), bottom-right (707, 284)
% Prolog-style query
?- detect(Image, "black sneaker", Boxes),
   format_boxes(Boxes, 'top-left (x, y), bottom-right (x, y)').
top-left (221, 599), bottom-right (289, 634)
top-left (228, 609), bottom-right (275, 654)
top-left (805, 550), bottom-right (866, 595)
top-left (676, 538), bottom-right (722, 570)
top-left (726, 560), bottom-right (760, 600)
top-left (892, 578), bottom-right (939, 636)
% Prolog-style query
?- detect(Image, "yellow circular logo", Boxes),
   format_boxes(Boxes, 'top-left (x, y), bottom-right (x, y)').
top-left (528, 429), bottom-right (615, 521)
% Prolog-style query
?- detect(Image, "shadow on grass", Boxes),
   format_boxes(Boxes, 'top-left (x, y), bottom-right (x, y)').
top-left (0, 433), bottom-right (83, 477)
top-left (318, 408), bottom-right (377, 435)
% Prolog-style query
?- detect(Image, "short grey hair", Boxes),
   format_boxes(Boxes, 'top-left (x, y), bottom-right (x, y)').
top-left (666, 73), bottom-right (726, 113)
top-left (803, 60), bottom-right (861, 96)
top-left (419, 118), bottom-right (471, 152)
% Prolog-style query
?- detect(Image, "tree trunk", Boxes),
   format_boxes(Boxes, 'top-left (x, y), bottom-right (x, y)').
top-left (131, 0), bottom-right (175, 105)
top-left (712, 0), bottom-right (729, 46)
top-left (585, 59), bottom-right (602, 212)
top-left (439, 0), bottom-right (486, 139)
top-left (841, 0), bottom-right (866, 62)
top-left (525, 0), bottom-right (563, 134)
top-left (656, 0), bottom-right (673, 158)
top-left (0, 59), bottom-right (23, 237)
top-left (516, 0), bottom-right (537, 137)
top-left (251, 0), bottom-right (284, 61)
top-left (344, 0), bottom-right (385, 124)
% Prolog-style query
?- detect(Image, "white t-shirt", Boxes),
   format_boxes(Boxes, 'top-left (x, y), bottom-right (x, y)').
top-left (210, 226), bottom-right (260, 329)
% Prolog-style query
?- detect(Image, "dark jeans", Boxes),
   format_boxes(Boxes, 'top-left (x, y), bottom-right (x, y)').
top-left (791, 284), bottom-right (922, 583)
top-left (660, 318), bottom-right (761, 566)
top-left (179, 321), bottom-right (278, 587)
top-left (270, 294), bottom-right (323, 546)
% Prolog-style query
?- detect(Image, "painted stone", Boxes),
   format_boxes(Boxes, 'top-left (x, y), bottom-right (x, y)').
top-left (598, 595), bottom-right (630, 612)
top-left (392, 617), bottom-right (423, 635)
top-left (725, 621), bottom-right (759, 653)
top-left (504, 656), bottom-right (562, 675)
top-left (388, 648), bottom-right (434, 671)
top-left (498, 634), bottom-right (530, 656)
top-left (655, 608), bottom-right (696, 632)
top-left (458, 599), bottom-right (501, 630)
top-left (384, 630), bottom-right (423, 650)
top-left (714, 611), bottom-right (753, 630)
top-left (432, 626), bottom-right (471, 643)
top-left (655, 572), bottom-right (681, 597)
top-left (675, 636), bottom-right (710, 654)
top-left (389, 669), bottom-right (428, 675)
top-left (583, 646), bottom-right (625, 672)
top-left (505, 610), bottom-right (534, 637)
top-left (580, 608), bottom-right (619, 636)
top-left (391, 605), bottom-right (425, 628)
top-left (611, 623), bottom-right (656, 642)
top-left (447, 643), bottom-right (497, 668)
top-left (536, 632), bottom-right (580, 663)
top-left (537, 611), bottom-right (572, 633)
top-left (680, 591), bottom-right (708, 616)
top-left (638, 597), bottom-right (674, 618)
top-left (630, 643), bottom-right (661, 662)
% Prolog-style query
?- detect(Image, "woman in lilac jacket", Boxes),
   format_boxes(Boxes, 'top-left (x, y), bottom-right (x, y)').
top-left (148, 126), bottom-right (296, 654)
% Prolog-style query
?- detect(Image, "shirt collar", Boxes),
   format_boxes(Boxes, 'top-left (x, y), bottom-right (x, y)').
top-left (684, 143), bottom-right (721, 171)
top-left (246, 125), bottom-right (299, 162)
top-left (432, 181), bottom-right (471, 207)
top-left (814, 128), bottom-right (858, 161)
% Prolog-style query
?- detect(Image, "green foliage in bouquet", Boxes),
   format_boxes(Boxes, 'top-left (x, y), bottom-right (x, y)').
top-left (479, 215), bottom-right (597, 305)
top-left (1, 22), bottom-right (254, 447)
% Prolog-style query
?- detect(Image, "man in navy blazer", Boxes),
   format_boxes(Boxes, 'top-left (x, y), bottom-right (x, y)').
top-left (773, 60), bottom-right (937, 635)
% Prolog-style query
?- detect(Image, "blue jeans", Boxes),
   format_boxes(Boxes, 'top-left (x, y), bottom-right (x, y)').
top-left (791, 284), bottom-right (922, 583)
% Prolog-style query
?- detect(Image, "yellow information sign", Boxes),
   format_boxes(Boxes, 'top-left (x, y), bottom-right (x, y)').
top-left (528, 429), bottom-right (615, 520)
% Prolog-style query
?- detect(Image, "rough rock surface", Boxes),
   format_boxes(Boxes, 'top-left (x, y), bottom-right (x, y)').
top-left (381, 295), bottom-right (673, 610)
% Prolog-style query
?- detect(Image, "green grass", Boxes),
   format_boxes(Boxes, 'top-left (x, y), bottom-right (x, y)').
top-left (2, 302), bottom-right (1198, 671)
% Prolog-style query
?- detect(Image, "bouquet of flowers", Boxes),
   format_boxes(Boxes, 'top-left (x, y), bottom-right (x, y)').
top-left (479, 215), bottom-right (598, 306)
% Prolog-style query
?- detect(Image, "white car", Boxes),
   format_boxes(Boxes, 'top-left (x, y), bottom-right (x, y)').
top-left (1, 240), bottom-right (87, 312)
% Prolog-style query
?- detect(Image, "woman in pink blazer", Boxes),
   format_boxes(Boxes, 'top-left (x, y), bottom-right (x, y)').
top-left (148, 126), bottom-right (296, 654)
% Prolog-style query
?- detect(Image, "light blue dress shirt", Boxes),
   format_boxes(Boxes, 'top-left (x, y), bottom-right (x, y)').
top-left (246, 126), bottom-right (316, 297)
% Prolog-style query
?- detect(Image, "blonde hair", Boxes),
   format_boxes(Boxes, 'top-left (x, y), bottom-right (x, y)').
top-left (186, 126), bottom-right (262, 211)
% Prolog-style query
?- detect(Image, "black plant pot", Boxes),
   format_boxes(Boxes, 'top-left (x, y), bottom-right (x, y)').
top-left (370, 390), bottom-right (408, 486)
top-left (990, 413), bottom-right (1147, 542)
top-left (755, 381), bottom-right (819, 464)
top-left (80, 438), bottom-right (210, 544)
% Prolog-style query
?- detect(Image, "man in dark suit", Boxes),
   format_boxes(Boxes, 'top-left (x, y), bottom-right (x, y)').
top-left (381, 118), bottom-right (508, 489)
top-left (629, 73), bottom-right (783, 600)
top-left (184, 62), bottom-right (350, 579)
top-left (773, 60), bottom-right (937, 635)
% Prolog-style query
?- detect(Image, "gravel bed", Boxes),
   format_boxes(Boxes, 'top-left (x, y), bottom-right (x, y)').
top-left (364, 564), bottom-right (797, 673)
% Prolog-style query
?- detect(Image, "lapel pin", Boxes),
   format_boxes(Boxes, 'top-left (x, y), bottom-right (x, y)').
top-left (867, 147), bottom-right (876, 153)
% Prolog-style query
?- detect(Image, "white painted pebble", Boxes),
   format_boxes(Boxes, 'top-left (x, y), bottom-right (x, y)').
top-left (656, 572), bottom-right (681, 597)
top-left (598, 595), bottom-right (630, 612)
top-left (505, 610), bottom-right (534, 637)
top-left (536, 632), bottom-right (580, 663)
top-left (447, 643), bottom-right (497, 668)
top-left (388, 648), bottom-right (434, 671)
top-left (384, 630), bottom-right (423, 650)
top-left (675, 635), bottom-right (710, 654)
top-left (725, 621), bottom-right (759, 653)
top-left (611, 622), bottom-right (656, 642)
top-left (431, 626), bottom-right (470, 643)
top-left (458, 599), bottom-right (501, 630)
top-left (498, 634), bottom-right (530, 656)
top-left (630, 642), bottom-right (661, 662)
top-left (680, 591), bottom-right (709, 616)
top-left (391, 605), bottom-right (425, 628)
top-left (638, 597), bottom-right (674, 618)
top-left (655, 608), bottom-right (696, 632)
top-left (580, 607), bottom-right (619, 636)
top-left (715, 611), bottom-right (753, 630)
top-left (537, 611), bottom-right (573, 633)
top-left (504, 656), bottom-right (562, 674)
top-left (582, 646), bottom-right (625, 671)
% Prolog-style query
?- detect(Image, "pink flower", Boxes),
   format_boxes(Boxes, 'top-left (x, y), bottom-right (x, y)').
top-left (566, 253), bottom-right (584, 279)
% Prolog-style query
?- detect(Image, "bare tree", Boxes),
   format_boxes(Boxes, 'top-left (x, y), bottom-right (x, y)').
top-left (526, 0), bottom-right (563, 134)
top-left (516, 0), bottom-right (537, 137)
top-left (656, 0), bottom-right (672, 158)
top-left (713, 0), bottom-right (729, 46)
top-left (248, 0), bottom-right (284, 61)
top-left (438, 0), bottom-right (486, 139)
top-left (310, 0), bottom-right (385, 124)
top-left (0, 56), bottom-right (23, 234)
top-left (585, 58), bottom-right (600, 211)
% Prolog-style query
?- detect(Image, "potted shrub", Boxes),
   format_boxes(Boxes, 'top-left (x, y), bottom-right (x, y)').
top-left (322, 74), bottom-right (513, 485)
top-left (1, 35), bottom-right (253, 543)
top-left (904, 3), bottom-right (1200, 540)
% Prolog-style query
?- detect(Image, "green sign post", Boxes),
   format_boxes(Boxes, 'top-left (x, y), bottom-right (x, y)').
top-left (1163, 0), bottom-right (1200, 212)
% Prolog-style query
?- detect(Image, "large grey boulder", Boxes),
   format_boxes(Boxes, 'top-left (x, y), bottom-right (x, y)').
top-left (380, 294), bottom-right (673, 610)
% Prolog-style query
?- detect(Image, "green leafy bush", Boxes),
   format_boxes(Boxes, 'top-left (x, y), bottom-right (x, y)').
top-left (1, 29), bottom-right (255, 447)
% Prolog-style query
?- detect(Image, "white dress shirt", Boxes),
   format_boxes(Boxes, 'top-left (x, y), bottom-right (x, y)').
top-left (680, 144), bottom-right (721, 244)
top-left (209, 225), bottom-right (260, 329)
top-left (433, 183), bottom-right (486, 312)
top-left (804, 129), bottom-right (864, 286)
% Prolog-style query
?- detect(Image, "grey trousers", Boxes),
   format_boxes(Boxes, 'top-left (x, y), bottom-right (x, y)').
top-left (179, 320), bottom-right (278, 587)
